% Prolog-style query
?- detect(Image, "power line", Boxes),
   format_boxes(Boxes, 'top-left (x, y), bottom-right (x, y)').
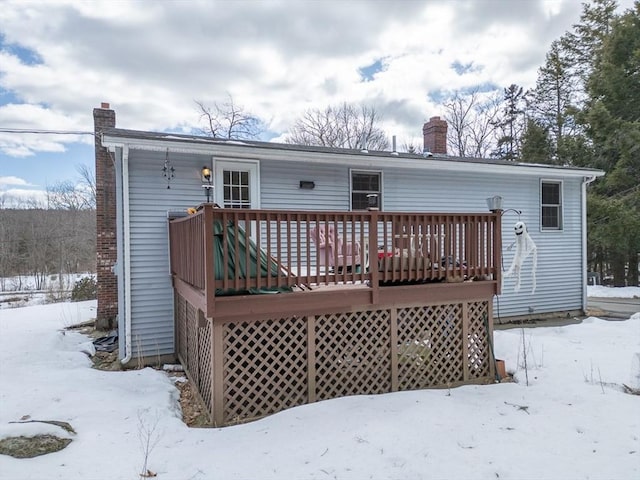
top-left (609, 183), bottom-right (640, 199)
top-left (0, 128), bottom-right (95, 135)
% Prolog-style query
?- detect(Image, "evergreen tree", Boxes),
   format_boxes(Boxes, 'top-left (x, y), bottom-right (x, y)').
top-left (493, 84), bottom-right (526, 160)
top-left (564, 0), bottom-right (620, 88)
top-left (556, 134), bottom-right (595, 169)
top-left (529, 2), bottom-right (620, 166)
top-left (585, 2), bottom-right (640, 286)
top-left (520, 119), bottom-right (553, 164)
top-left (588, 3), bottom-right (640, 126)
top-left (527, 0), bottom-right (637, 285)
top-left (530, 40), bottom-right (579, 163)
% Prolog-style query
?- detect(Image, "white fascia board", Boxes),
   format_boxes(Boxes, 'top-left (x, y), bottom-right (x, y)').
top-left (102, 135), bottom-right (225, 156)
top-left (102, 134), bottom-right (605, 179)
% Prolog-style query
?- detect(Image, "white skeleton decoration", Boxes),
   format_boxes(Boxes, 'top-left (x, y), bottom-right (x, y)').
top-left (504, 221), bottom-right (537, 294)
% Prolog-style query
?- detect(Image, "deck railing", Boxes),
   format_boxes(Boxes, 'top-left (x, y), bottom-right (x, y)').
top-left (169, 205), bottom-right (502, 315)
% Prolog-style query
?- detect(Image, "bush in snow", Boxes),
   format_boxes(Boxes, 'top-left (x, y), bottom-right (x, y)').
top-left (71, 276), bottom-right (97, 302)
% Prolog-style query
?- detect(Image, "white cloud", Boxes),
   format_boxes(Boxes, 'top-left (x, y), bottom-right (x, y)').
top-left (0, 187), bottom-right (47, 208)
top-left (0, 175), bottom-right (30, 187)
top-left (0, 0), bottom-right (636, 159)
top-left (0, 176), bottom-right (45, 208)
top-left (0, 102), bottom-right (92, 155)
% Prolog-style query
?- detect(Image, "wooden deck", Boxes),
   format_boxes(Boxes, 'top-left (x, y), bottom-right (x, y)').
top-left (168, 205), bottom-right (503, 426)
top-left (169, 205), bottom-right (502, 321)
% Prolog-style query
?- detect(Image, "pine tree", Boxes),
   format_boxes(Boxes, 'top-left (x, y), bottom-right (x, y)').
top-left (527, 2), bottom-right (620, 166)
top-left (493, 84), bottom-right (526, 161)
top-left (530, 40), bottom-right (579, 163)
top-left (520, 119), bottom-right (553, 164)
top-left (584, 2), bottom-right (640, 286)
top-left (564, 0), bottom-right (619, 87)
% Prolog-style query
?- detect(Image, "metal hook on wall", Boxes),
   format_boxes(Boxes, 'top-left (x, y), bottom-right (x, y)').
top-left (501, 208), bottom-right (522, 220)
top-left (486, 196), bottom-right (522, 219)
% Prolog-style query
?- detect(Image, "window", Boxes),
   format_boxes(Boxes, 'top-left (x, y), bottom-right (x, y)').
top-left (222, 170), bottom-right (251, 208)
top-left (215, 160), bottom-right (259, 209)
top-left (541, 181), bottom-right (562, 230)
top-left (351, 171), bottom-right (381, 210)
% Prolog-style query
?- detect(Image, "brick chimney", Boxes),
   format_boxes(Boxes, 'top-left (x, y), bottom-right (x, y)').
top-left (422, 116), bottom-right (448, 155)
top-left (93, 103), bottom-right (117, 330)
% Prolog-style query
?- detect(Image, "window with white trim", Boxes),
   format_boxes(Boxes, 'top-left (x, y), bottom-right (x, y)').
top-left (223, 170), bottom-right (251, 208)
top-left (351, 171), bottom-right (381, 210)
top-left (215, 160), bottom-right (260, 209)
top-left (541, 181), bottom-right (562, 230)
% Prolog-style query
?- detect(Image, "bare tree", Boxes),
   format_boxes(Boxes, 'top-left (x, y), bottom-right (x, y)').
top-left (442, 88), bottom-right (502, 158)
top-left (27, 209), bottom-right (56, 289)
top-left (0, 209), bottom-right (17, 290)
top-left (43, 165), bottom-right (96, 211)
top-left (195, 94), bottom-right (263, 139)
top-left (0, 208), bottom-right (95, 290)
top-left (402, 141), bottom-right (421, 154)
top-left (285, 102), bottom-right (389, 150)
top-left (0, 165), bottom-right (96, 291)
top-left (76, 163), bottom-right (96, 209)
top-left (46, 180), bottom-right (94, 211)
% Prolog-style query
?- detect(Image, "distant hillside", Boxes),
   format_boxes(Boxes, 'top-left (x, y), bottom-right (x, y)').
top-left (0, 209), bottom-right (95, 289)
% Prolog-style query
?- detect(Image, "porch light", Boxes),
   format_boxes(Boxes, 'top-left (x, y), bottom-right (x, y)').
top-left (486, 195), bottom-right (503, 212)
top-left (201, 166), bottom-right (214, 203)
top-left (201, 166), bottom-right (212, 183)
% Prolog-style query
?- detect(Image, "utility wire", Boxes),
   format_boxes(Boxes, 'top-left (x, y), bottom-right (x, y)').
top-left (608, 183), bottom-right (640, 199)
top-left (0, 128), bottom-right (95, 135)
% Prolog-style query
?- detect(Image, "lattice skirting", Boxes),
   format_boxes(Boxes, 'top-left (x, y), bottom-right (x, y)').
top-left (174, 293), bottom-right (494, 427)
top-left (175, 295), bottom-right (213, 417)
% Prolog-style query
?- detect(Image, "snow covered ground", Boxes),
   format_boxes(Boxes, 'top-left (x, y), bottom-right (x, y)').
top-left (0, 292), bottom-right (638, 480)
top-left (0, 273), bottom-right (93, 310)
top-left (587, 285), bottom-right (640, 298)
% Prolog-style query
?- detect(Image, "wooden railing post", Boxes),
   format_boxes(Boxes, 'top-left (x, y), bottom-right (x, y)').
top-left (493, 211), bottom-right (502, 295)
top-left (203, 205), bottom-right (215, 319)
top-left (369, 210), bottom-right (379, 304)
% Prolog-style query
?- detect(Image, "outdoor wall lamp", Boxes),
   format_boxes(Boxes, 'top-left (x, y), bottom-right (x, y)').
top-left (201, 166), bottom-right (214, 203)
top-left (201, 166), bottom-right (212, 183)
top-left (486, 195), bottom-right (503, 212)
top-left (487, 195), bottom-right (522, 218)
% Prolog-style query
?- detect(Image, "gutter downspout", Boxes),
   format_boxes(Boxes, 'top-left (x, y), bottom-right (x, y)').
top-left (120, 145), bottom-right (133, 366)
top-left (582, 175), bottom-right (597, 313)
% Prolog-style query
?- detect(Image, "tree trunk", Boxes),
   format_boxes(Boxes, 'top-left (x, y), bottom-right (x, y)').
top-left (611, 253), bottom-right (627, 287)
top-left (627, 252), bottom-right (639, 287)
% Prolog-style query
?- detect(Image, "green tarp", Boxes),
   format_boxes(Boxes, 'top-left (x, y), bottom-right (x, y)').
top-left (213, 220), bottom-right (293, 296)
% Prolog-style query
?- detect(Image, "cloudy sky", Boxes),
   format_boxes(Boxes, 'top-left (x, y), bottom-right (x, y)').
top-left (0, 0), bottom-right (635, 206)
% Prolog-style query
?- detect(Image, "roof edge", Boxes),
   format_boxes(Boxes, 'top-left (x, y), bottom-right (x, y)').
top-left (102, 128), bottom-right (605, 179)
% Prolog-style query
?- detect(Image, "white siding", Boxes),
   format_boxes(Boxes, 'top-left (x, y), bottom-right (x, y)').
top-left (126, 150), bottom-right (206, 358)
top-left (261, 162), bottom-right (351, 210)
top-left (261, 160), bottom-right (585, 318)
top-left (122, 151), bottom-right (587, 357)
